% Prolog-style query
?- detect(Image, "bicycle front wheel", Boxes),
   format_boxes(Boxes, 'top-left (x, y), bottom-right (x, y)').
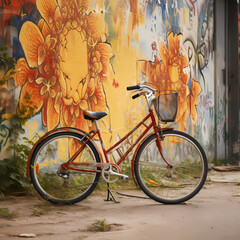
top-left (134, 130), bottom-right (208, 204)
top-left (30, 131), bottom-right (101, 204)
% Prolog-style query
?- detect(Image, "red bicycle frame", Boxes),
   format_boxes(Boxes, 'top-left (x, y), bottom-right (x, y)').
top-left (60, 109), bottom-right (173, 175)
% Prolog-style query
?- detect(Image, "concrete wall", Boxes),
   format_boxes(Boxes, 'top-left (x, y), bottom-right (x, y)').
top-left (226, 0), bottom-right (240, 163)
top-left (215, 0), bottom-right (227, 160)
top-left (0, 0), bottom-right (218, 161)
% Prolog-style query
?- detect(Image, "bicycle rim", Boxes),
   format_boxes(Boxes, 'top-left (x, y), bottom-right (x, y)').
top-left (30, 132), bottom-right (100, 204)
top-left (135, 130), bottom-right (207, 204)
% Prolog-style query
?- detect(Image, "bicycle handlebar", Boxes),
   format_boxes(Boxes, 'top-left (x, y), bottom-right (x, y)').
top-left (126, 85), bottom-right (140, 90)
top-left (132, 93), bottom-right (141, 99)
top-left (127, 83), bottom-right (159, 101)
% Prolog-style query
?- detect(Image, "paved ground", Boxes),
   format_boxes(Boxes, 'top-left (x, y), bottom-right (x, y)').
top-left (0, 170), bottom-right (240, 240)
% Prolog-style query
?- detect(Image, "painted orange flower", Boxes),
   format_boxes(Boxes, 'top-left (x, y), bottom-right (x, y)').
top-left (14, 0), bottom-right (114, 131)
top-left (141, 32), bottom-right (201, 131)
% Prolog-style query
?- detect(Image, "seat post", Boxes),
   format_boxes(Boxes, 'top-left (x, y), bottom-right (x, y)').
top-left (95, 120), bottom-right (100, 131)
top-left (94, 120), bottom-right (107, 156)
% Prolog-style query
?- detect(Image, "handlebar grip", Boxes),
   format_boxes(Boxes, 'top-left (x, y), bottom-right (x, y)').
top-left (127, 85), bottom-right (140, 90)
top-left (132, 93), bottom-right (141, 99)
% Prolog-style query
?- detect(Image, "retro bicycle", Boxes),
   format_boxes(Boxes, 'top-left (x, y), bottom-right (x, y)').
top-left (26, 82), bottom-right (208, 204)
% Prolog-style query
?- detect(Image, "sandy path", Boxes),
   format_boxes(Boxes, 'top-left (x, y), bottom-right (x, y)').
top-left (0, 171), bottom-right (240, 240)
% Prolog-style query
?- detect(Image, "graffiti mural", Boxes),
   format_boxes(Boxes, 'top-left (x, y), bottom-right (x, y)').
top-left (132, 0), bottom-right (215, 137)
top-left (139, 32), bottom-right (201, 131)
top-left (14, 0), bottom-right (114, 132)
top-left (0, 0), bottom-right (216, 159)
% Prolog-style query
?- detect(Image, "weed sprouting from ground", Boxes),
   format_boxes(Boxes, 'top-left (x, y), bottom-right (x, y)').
top-left (0, 208), bottom-right (18, 219)
top-left (87, 219), bottom-right (111, 232)
top-left (32, 208), bottom-right (46, 216)
top-left (32, 205), bottom-right (53, 216)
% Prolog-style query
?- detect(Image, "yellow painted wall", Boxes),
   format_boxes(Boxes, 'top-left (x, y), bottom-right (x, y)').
top-left (0, 0), bottom-right (216, 158)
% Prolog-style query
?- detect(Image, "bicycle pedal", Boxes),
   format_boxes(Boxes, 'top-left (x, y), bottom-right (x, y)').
top-left (58, 172), bottom-right (69, 179)
top-left (120, 175), bottom-right (129, 181)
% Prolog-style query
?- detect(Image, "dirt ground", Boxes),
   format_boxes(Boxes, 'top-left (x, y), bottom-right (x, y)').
top-left (0, 170), bottom-right (240, 240)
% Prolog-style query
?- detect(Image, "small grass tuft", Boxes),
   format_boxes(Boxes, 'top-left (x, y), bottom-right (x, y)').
top-left (32, 208), bottom-right (46, 216)
top-left (87, 219), bottom-right (111, 232)
top-left (0, 208), bottom-right (18, 219)
top-left (32, 205), bottom-right (52, 216)
top-left (206, 177), bottom-right (212, 182)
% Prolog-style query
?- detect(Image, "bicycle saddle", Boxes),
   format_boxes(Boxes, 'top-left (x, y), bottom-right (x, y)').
top-left (83, 110), bottom-right (107, 121)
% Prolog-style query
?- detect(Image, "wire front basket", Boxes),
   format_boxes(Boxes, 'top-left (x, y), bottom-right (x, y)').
top-left (153, 92), bottom-right (178, 123)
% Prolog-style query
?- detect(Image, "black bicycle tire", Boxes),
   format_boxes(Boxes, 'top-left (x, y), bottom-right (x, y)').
top-left (30, 131), bottom-right (101, 204)
top-left (134, 129), bottom-right (208, 204)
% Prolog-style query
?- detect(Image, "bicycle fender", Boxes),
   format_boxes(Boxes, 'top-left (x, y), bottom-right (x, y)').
top-left (131, 128), bottom-right (174, 186)
top-left (26, 127), bottom-right (103, 183)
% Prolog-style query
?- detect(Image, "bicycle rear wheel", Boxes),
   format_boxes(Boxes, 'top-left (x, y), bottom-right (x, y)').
top-left (134, 130), bottom-right (208, 204)
top-left (30, 131), bottom-right (101, 204)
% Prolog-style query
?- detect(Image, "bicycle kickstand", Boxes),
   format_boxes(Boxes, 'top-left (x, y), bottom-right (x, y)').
top-left (105, 183), bottom-right (120, 203)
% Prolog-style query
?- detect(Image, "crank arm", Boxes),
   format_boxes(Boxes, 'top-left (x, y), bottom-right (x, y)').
top-left (107, 169), bottom-right (129, 181)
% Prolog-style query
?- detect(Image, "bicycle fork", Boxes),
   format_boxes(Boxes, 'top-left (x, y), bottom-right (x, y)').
top-left (154, 127), bottom-right (173, 169)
